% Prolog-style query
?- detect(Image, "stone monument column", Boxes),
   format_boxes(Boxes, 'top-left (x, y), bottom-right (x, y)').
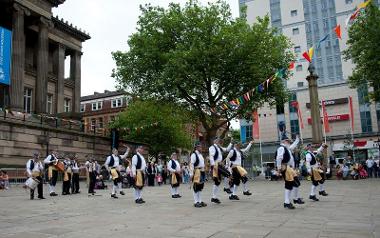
top-left (54, 43), bottom-right (65, 113)
top-left (10, 3), bottom-right (29, 112)
top-left (35, 17), bottom-right (51, 114)
top-left (306, 64), bottom-right (323, 144)
top-left (71, 51), bottom-right (81, 113)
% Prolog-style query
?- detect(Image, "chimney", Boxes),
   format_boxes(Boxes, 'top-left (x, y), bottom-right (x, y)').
top-left (104, 90), bottom-right (110, 94)
top-left (94, 92), bottom-right (99, 95)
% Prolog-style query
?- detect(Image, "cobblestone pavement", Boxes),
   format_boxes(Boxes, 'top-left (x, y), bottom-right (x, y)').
top-left (0, 179), bottom-right (379, 238)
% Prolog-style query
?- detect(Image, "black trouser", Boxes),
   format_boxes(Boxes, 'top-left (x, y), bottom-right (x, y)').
top-left (231, 167), bottom-right (248, 186)
top-left (89, 171), bottom-right (96, 193)
top-left (50, 169), bottom-right (58, 187)
top-left (71, 173), bottom-right (80, 193)
top-left (62, 173), bottom-right (72, 194)
top-left (30, 176), bottom-right (43, 198)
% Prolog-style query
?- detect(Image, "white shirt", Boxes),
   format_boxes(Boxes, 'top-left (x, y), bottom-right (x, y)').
top-left (168, 159), bottom-right (181, 173)
top-left (105, 148), bottom-right (129, 170)
top-left (209, 143), bottom-right (233, 165)
top-left (132, 152), bottom-right (146, 177)
top-left (226, 143), bottom-right (253, 167)
top-left (26, 159), bottom-right (43, 177)
top-left (85, 161), bottom-right (96, 172)
top-left (190, 150), bottom-right (205, 176)
top-left (44, 154), bottom-right (58, 165)
top-left (275, 137), bottom-right (299, 170)
top-left (305, 145), bottom-right (324, 173)
top-left (366, 159), bottom-right (374, 168)
top-left (71, 161), bottom-right (80, 173)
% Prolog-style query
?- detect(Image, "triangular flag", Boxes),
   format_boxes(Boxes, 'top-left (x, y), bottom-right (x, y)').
top-left (234, 99), bottom-right (240, 105)
top-left (358, 0), bottom-right (371, 9)
top-left (334, 25), bottom-right (342, 40)
top-left (258, 84), bottom-right (264, 93)
top-left (302, 51), bottom-right (311, 63)
top-left (245, 92), bottom-right (250, 101)
top-left (308, 47), bottom-right (314, 60)
top-left (288, 61), bottom-right (295, 70)
top-left (318, 34), bottom-right (330, 48)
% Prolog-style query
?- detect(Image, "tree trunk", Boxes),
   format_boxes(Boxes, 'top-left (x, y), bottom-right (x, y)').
top-left (205, 127), bottom-right (218, 147)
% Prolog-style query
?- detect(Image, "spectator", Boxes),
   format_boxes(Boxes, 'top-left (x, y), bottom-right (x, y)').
top-left (374, 158), bottom-right (379, 178)
top-left (182, 162), bottom-right (190, 184)
top-left (146, 162), bottom-right (156, 186)
top-left (162, 162), bottom-right (168, 185)
top-left (156, 160), bottom-right (164, 186)
top-left (366, 157), bottom-right (375, 178)
top-left (342, 164), bottom-right (350, 180)
top-left (0, 170), bottom-right (10, 189)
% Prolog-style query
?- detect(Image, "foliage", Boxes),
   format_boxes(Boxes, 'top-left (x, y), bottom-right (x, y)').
top-left (111, 100), bottom-right (193, 156)
top-left (112, 0), bottom-right (293, 145)
top-left (343, 3), bottom-right (380, 102)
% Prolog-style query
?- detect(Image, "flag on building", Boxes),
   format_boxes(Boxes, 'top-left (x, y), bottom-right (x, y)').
top-left (322, 100), bottom-right (330, 133)
top-left (252, 110), bottom-right (260, 139)
top-left (349, 96), bottom-right (354, 132)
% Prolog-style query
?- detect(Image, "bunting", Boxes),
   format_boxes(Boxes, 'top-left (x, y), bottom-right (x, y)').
top-left (302, 51), bottom-right (311, 63)
top-left (334, 25), bottom-right (341, 39)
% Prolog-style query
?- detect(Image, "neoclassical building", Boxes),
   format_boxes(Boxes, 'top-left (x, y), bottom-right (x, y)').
top-left (0, 0), bottom-right (90, 115)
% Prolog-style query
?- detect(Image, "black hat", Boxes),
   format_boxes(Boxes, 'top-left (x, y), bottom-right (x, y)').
top-left (281, 133), bottom-right (291, 142)
top-left (194, 141), bottom-right (201, 148)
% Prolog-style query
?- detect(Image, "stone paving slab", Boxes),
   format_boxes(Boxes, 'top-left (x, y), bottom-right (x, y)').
top-left (0, 179), bottom-right (379, 238)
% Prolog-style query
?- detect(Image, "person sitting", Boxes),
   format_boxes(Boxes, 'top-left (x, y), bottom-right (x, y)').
top-left (358, 164), bottom-right (368, 179)
top-left (351, 164), bottom-right (359, 180)
top-left (0, 170), bottom-right (10, 190)
top-left (94, 175), bottom-right (107, 189)
top-left (342, 164), bottom-right (350, 180)
top-left (270, 168), bottom-right (279, 181)
top-left (336, 165), bottom-right (343, 180)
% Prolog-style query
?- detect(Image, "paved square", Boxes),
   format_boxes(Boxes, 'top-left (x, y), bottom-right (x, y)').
top-left (0, 179), bottom-right (379, 238)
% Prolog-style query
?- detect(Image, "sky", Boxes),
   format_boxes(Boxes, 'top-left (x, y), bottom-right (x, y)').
top-left (53, 0), bottom-right (240, 97)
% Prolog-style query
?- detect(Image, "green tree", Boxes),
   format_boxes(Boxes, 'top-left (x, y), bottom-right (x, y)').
top-left (344, 3), bottom-right (380, 102)
top-left (111, 100), bottom-right (192, 156)
top-left (112, 1), bottom-right (293, 145)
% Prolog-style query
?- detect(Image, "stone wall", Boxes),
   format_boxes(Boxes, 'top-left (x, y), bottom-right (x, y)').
top-left (0, 118), bottom-right (135, 167)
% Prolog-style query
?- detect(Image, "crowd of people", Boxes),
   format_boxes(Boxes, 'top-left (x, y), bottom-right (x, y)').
top-left (335, 156), bottom-right (380, 180)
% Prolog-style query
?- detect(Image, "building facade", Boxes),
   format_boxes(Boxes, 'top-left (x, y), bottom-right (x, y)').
top-left (0, 0), bottom-right (90, 115)
top-left (81, 90), bottom-right (129, 136)
top-left (239, 0), bottom-right (380, 162)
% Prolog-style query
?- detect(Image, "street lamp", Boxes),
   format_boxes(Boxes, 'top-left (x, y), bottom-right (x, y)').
top-left (306, 63), bottom-right (323, 145)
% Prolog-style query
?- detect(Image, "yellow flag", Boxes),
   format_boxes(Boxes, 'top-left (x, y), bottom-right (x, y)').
top-left (308, 47), bottom-right (314, 61)
top-left (358, 0), bottom-right (371, 9)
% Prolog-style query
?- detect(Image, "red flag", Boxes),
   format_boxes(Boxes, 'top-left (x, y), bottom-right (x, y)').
top-left (252, 110), bottom-right (260, 139)
top-left (288, 61), bottom-right (295, 70)
top-left (334, 25), bottom-right (342, 40)
top-left (290, 101), bottom-right (304, 129)
top-left (349, 96), bottom-right (354, 132)
top-left (322, 100), bottom-right (330, 133)
top-left (302, 51), bottom-right (311, 63)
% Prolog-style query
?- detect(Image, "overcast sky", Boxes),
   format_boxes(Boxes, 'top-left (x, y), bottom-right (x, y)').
top-left (53, 0), bottom-right (240, 97)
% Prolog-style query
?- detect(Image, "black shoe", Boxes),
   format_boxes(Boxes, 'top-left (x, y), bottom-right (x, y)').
top-left (76, 191), bottom-right (81, 194)
top-left (120, 191), bottom-right (125, 195)
top-left (172, 195), bottom-right (177, 198)
top-left (243, 191), bottom-right (252, 196)
top-left (38, 196), bottom-right (46, 199)
top-left (50, 192), bottom-right (58, 196)
top-left (211, 198), bottom-right (221, 204)
top-left (319, 191), bottom-right (328, 196)
top-left (229, 195), bottom-right (240, 200)
top-left (139, 198), bottom-right (146, 203)
top-left (284, 203), bottom-right (295, 209)
top-left (135, 199), bottom-right (143, 204)
top-left (30, 196), bottom-right (34, 200)
top-left (293, 198), bottom-right (305, 204)
top-left (176, 194), bottom-right (182, 198)
top-left (200, 202), bottom-right (207, 207)
top-left (194, 202), bottom-right (202, 208)
top-left (62, 192), bottom-right (67, 195)
top-left (111, 194), bottom-right (119, 199)
top-left (224, 188), bottom-right (232, 194)
top-left (309, 195), bottom-right (319, 201)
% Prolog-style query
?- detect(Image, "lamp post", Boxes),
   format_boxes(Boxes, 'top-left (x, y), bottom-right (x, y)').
top-left (306, 64), bottom-right (323, 145)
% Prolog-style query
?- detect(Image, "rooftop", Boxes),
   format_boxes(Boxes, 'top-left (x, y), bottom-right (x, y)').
top-left (52, 16), bottom-right (91, 41)
top-left (81, 90), bottom-right (127, 101)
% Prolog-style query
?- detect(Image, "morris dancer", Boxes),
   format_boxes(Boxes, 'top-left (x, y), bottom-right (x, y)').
top-left (85, 157), bottom-right (97, 195)
top-left (167, 152), bottom-right (182, 198)
top-left (225, 140), bottom-right (254, 200)
top-left (132, 146), bottom-right (147, 204)
top-left (26, 151), bottom-right (45, 200)
top-left (105, 147), bottom-right (130, 198)
top-left (62, 154), bottom-right (72, 195)
top-left (190, 142), bottom-right (207, 208)
top-left (71, 155), bottom-right (80, 194)
top-left (209, 137), bottom-right (233, 204)
top-left (44, 150), bottom-right (59, 196)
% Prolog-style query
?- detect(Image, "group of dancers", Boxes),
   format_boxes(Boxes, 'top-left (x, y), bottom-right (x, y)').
top-left (25, 135), bottom-right (329, 209)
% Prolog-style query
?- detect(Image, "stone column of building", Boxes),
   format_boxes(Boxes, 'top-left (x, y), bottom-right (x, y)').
top-left (71, 51), bottom-right (81, 113)
top-left (35, 17), bottom-right (51, 114)
top-left (53, 43), bottom-right (65, 113)
top-left (10, 3), bottom-right (30, 111)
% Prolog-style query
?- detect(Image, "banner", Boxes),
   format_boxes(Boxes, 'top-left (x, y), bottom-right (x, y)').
top-left (0, 26), bottom-right (12, 86)
top-left (349, 96), bottom-right (354, 132)
top-left (252, 110), bottom-right (260, 139)
top-left (321, 100), bottom-right (330, 133)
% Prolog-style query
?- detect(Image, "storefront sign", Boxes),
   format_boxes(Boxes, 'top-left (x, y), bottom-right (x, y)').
top-left (306, 98), bottom-right (348, 108)
top-left (0, 26), bottom-right (11, 86)
top-left (307, 114), bottom-right (349, 124)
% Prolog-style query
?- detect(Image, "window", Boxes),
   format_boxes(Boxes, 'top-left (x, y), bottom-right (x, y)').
top-left (290, 120), bottom-right (300, 137)
top-left (47, 94), bottom-right (53, 114)
top-left (289, 93), bottom-right (297, 113)
top-left (294, 46), bottom-right (301, 53)
top-left (64, 98), bottom-right (71, 112)
top-left (292, 28), bottom-right (300, 35)
top-left (296, 65), bottom-right (303, 72)
top-left (110, 116), bottom-right (115, 122)
top-left (111, 98), bottom-right (123, 108)
top-left (360, 111), bottom-right (373, 133)
top-left (24, 88), bottom-right (33, 113)
top-left (91, 118), bottom-right (96, 131)
top-left (276, 104), bottom-right (285, 114)
top-left (245, 125), bottom-right (253, 141)
top-left (92, 101), bottom-right (103, 111)
top-left (98, 118), bottom-right (103, 129)
top-left (297, 82), bottom-right (304, 87)
top-left (345, 0), bottom-right (353, 4)
top-left (291, 10), bottom-right (297, 17)
top-left (80, 104), bottom-right (86, 112)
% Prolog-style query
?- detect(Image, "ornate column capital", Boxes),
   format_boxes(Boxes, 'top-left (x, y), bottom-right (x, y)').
top-left (39, 16), bottom-right (54, 29)
top-left (13, 3), bottom-right (31, 16)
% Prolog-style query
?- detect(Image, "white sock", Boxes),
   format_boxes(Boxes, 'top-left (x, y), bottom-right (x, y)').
top-left (224, 177), bottom-right (228, 188)
top-left (49, 185), bottom-right (53, 193)
top-left (293, 187), bottom-right (299, 200)
top-left (175, 187), bottom-right (179, 195)
top-left (197, 192), bottom-right (202, 203)
top-left (118, 182), bottom-right (122, 192)
top-left (310, 185), bottom-right (316, 196)
top-left (243, 182), bottom-right (248, 192)
top-left (232, 185), bottom-right (237, 195)
top-left (285, 189), bottom-right (291, 204)
top-left (138, 189), bottom-right (142, 199)
top-left (212, 185), bottom-right (218, 199)
top-left (134, 189), bottom-right (139, 200)
top-left (193, 191), bottom-right (198, 203)
top-left (171, 187), bottom-right (175, 196)
top-left (319, 184), bottom-right (324, 192)
top-left (112, 185), bottom-right (116, 195)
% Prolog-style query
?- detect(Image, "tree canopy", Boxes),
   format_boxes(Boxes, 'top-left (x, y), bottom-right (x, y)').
top-left (112, 0), bottom-right (293, 145)
top-left (111, 100), bottom-right (193, 156)
top-left (344, 3), bottom-right (380, 102)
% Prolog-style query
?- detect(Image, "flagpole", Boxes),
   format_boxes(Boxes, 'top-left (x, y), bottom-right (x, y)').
top-left (258, 115), bottom-right (263, 176)
top-left (348, 96), bottom-right (356, 162)
top-left (322, 99), bottom-right (327, 144)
